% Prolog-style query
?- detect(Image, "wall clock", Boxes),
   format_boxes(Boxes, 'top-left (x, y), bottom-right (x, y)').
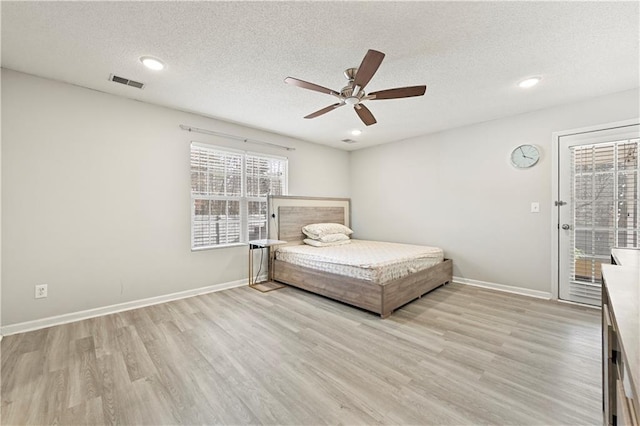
top-left (511, 144), bottom-right (540, 168)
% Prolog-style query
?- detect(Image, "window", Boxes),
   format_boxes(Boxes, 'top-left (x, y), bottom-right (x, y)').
top-left (190, 143), bottom-right (287, 249)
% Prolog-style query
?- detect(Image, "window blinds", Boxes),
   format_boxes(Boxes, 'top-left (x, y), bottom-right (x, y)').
top-left (245, 154), bottom-right (287, 197)
top-left (245, 153), bottom-right (287, 241)
top-left (190, 143), bottom-right (287, 249)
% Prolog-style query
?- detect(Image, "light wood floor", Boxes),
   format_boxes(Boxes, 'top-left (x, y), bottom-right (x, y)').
top-left (1, 283), bottom-right (601, 425)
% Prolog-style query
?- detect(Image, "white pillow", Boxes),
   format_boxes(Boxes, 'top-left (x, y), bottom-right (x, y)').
top-left (303, 238), bottom-right (351, 247)
top-left (302, 223), bottom-right (353, 239)
top-left (316, 233), bottom-right (350, 243)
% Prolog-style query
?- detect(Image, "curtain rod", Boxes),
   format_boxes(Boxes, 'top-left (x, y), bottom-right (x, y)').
top-left (179, 124), bottom-right (295, 151)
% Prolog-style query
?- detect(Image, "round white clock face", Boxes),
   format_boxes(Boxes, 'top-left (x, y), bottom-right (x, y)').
top-left (511, 144), bottom-right (540, 168)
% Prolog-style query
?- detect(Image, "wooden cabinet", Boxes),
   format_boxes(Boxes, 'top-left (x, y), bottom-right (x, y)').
top-left (602, 249), bottom-right (639, 426)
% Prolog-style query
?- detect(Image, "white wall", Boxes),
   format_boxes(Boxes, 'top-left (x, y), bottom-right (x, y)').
top-left (350, 88), bottom-right (640, 294)
top-left (1, 69), bottom-right (350, 326)
top-left (0, 66), bottom-right (3, 337)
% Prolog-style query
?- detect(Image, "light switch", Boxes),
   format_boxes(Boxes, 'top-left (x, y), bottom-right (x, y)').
top-left (531, 202), bottom-right (540, 213)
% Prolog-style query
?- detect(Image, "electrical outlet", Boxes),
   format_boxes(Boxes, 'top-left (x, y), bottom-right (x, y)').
top-left (35, 284), bottom-right (48, 299)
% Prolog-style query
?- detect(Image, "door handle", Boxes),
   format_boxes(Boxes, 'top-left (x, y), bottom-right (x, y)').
top-left (562, 224), bottom-right (571, 230)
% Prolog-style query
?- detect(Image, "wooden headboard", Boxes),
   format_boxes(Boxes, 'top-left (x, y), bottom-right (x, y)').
top-left (268, 196), bottom-right (351, 244)
top-left (278, 206), bottom-right (345, 242)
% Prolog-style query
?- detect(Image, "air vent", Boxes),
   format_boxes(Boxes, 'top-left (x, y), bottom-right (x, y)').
top-left (109, 74), bottom-right (145, 89)
top-left (341, 139), bottom-right (358, 144)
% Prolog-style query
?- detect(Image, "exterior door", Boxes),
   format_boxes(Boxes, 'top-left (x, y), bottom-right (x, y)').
top-left (558, 123), bottom-right (640, 305)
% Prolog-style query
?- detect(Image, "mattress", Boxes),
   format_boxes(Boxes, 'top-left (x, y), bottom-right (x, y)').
top-left (275, 239), bottom-right (443, 285)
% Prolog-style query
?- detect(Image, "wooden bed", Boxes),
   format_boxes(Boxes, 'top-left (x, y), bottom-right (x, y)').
top-left (268, 196), bottom-right (453, 318)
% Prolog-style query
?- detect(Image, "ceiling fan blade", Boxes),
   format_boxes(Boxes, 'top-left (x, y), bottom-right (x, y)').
top-left (284, 77), bottom-right (339, 96)
top-left (354, 104), bottom-right (377, 126)
top-left (369, 85), bottom-right (427, 100)
top-left (353, 49), bottom-right (385, 91)
top-left (304, 103), bottom-right (344, 119)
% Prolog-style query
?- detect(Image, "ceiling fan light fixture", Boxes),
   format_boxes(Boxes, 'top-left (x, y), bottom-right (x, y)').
top-left (518, 76), bottom-right (541, 88)
top-left (140, 56), bottom-right (165, 71)
top-left (351, 129), bottom-right (362, 136)
top-left (345, 97), bottom-right (360, 106)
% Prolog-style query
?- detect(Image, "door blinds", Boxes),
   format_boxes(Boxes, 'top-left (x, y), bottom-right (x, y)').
top-left (569, 138), bottom-right (639, 303)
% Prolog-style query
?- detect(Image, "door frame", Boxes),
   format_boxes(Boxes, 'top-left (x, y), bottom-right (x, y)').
top-left (551, 118), bottom-right (640, 301)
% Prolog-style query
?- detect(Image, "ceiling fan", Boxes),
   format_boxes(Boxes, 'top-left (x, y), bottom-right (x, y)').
top-left (284, 49), bottom-right (426, 126)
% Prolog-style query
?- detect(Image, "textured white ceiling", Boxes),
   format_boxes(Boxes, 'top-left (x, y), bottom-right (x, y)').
top-left (2, 1), bottom-right (639, 150)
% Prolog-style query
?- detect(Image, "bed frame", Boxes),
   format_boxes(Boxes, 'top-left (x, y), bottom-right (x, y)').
top-left (268, 196), bottom-right (453, 318)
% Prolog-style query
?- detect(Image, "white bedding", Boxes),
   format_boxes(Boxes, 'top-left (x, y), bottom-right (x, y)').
top-left (275, 239), bottom-right (443, 285)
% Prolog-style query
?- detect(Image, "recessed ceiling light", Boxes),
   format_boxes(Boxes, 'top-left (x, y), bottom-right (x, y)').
top-left (351, 129), bottom-right (362, 136)
top-left (140, 56), bottom-right (165, 71)
top-left (518, 76), bottom-right (541, 89)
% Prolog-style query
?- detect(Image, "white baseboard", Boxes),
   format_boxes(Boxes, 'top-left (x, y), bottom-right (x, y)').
top-left (453, 276), bottom-right (552, 300)
top-left (1, 278), bottom-right (251, 336)
top-left (557, 298), bottom-right (601, 310)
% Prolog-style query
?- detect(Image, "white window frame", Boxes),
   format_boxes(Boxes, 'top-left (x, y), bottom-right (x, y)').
top-left (190, 142), bottom-right (288, 250)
